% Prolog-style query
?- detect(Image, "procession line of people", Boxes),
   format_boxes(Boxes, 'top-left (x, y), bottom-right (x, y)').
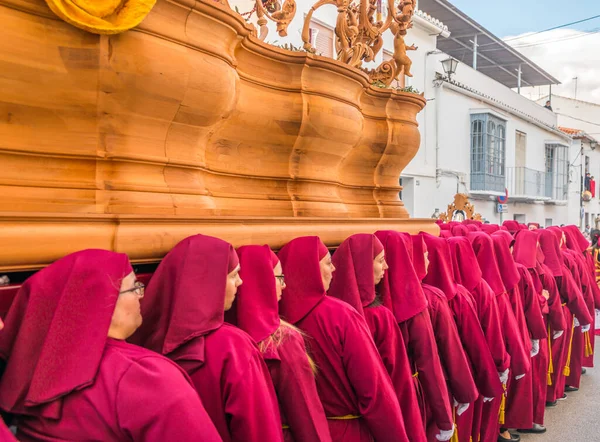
top-left (0, 221), bottom-right (596, 442)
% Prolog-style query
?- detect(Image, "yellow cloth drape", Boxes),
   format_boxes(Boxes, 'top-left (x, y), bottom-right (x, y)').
top-left (412, 371), bottom-right (419, 378)
top-left (326, 415), bottom-right (361, 420)
top-left (450, 407), bottom-right (459, 442)
top-left (498, 384), bottom-right (506, 425)
top-left (563, 315), bottom-right (576, 377)
top-left (547, 324), bottom-right (554, 386)
top-left (45, 0), bottom-right (156, 34)
top-left (585, 331), bottom-right (594, 358)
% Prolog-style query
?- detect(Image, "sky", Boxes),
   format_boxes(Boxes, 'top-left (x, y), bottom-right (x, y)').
top-left (447, 0), bottom-right (600, 104)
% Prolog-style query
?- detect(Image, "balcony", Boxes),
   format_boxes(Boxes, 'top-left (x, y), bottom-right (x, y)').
top-left (506, 167), bottom-right (552, 201)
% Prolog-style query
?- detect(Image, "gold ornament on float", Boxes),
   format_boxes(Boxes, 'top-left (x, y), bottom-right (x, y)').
top-left (44, 0), bottom-right (156, 34)
top-left (438, 193), bottom-right (482, 222)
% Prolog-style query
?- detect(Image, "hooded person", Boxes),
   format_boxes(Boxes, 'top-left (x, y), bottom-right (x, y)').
top-left (538, 230), bottom-right (592, 404)
top-left (374, 231), bottom-right (454, 441)
top-left (503, 221), bottom-right (520, 235)
top-left (491, 232), bottom-right (547, 432)
top-left (447, 236), bottom-right (513, 442)
top-left (468, 233), bottom-right (530, 379)
top-left (481, 224), bottom-right (500, 235)
top-left (130, 235), bottom-right (283, 442)
top-left (226, 245), bottom-right (331, 442)
top-left (420, 234), bottom-right (502, 442)
top-left (560, 226), bottom-right (597, 390)
top-left (0, 318), bottom-right (22, 441)
top-left (278, 236), bottom-right (408, 442)
top-left (410, 235), bottom-right (479, 442)
top-left (512, 231), bottom-right (553, 433)
top-left (0, 250), bottom-right (221, 442)
top-left (450, 225), bottom-right (469, 237)
top-left (329, 234), bottom-right (428, 442)
top-left (553, 226), bottom-right (595, 391)
top-left (464, 224), bottom-right (480, 233)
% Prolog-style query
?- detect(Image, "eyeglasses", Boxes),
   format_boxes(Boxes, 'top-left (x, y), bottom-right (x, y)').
top-left (275, 275), bottom-right (285, 284)
top-left (119, 281), bottom-right (145, 298)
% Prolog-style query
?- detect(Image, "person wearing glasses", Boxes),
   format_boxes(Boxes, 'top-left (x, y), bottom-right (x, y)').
top-left (0, 249), bottom-right (221, 441)
top-left (130, 235), bottom-right (283, 442)
top-left (226, 245), bottom-right (332, 442)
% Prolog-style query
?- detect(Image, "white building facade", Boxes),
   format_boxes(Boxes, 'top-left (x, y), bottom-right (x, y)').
top-left (540, 96), bottom-right (600, 229)
top-left (231, 0), bottom-right (578, 225)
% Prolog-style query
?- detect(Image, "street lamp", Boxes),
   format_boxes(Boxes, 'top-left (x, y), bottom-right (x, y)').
top-left (441, 57), bottom-right (459, 81)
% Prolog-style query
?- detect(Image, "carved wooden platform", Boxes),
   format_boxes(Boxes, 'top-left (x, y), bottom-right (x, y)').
top-left (0, 0), bottom-right (435, 271)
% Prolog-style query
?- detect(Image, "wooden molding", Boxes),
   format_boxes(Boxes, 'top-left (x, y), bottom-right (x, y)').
top-left (0, 0), bottom-right (427, 271)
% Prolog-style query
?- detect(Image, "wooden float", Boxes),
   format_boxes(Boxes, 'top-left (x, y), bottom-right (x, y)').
top-left (0, 0), bottom-right (435, 272)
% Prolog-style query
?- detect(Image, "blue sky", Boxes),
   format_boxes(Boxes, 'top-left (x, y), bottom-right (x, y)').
top-left (448, 0), bottom-right (599, 38)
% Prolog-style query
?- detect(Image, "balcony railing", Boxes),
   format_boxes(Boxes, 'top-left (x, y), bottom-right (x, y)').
top-left (506, 167), bottom-right (552, 200)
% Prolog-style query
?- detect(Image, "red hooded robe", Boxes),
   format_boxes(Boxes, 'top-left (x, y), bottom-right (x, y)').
top-left (130, 235), bottom-right (283, 442)
top-left (279, 237), bottom-right (408, 442)
top-left (375, 231), bottom-right (453, 440)
top-left (0, 250), bottom-right (220, 442)
top-left (227, 245), bottom-right (332, 442)
top-left (329, 234), bottom-right (426, 442)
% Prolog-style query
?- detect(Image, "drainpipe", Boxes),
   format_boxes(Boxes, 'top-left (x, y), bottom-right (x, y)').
top-left (435, 80), bottom-right (442, 187)
top-left (580, 141), bottom-right (584, 229)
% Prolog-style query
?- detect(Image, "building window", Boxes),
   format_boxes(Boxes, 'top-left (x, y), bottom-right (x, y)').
top-left (310, 20), bottom-right (334, 58)
top-left (470, 113), bottom-right (506, 192)
top-left (545, 143), bottom-right (569, 200)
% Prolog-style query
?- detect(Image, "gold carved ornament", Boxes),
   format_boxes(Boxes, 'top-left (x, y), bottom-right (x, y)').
top-left (44, 0), bottom-right (156, 34)
top-left (301, 0), bottom-right (416, 87)
top-left (235, 0), bottom-right (297, 40)
top-left (437, 194), bottom-right (482, 222)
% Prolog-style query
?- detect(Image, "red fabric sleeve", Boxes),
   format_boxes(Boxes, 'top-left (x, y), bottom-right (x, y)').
top-left (519, 270), bottom-right (547, 340)
top-left (427, 290), bottom-right (479, 404)
top-left (406, 311), bottom-right (453, 431)
top-left (449, 291), bottom-right (503, 398)
top-left (474, 283), bottom-right (511, 373)
top-left (560, 272), bottom-right (593, 325)
top-left (365, 307), bottom-right (425, 442)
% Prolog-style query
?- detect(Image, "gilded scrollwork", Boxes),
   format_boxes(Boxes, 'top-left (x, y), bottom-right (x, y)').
top-left (302, 0), bottom-right (416, 87)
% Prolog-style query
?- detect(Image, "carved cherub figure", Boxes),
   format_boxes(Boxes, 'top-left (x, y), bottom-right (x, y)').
top-left (390, 22), bottom-right (417, 77)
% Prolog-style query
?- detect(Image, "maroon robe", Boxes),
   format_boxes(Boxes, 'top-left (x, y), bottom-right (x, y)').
top-left (560, 249), bottom-right (593, 389)
top-left (227, 245), bottom-right (331, 442)
top-left (420, 234), bottom-right (502, 442)
top-left (468, 233), bottom-right (529, 377)
top-left (562, 227), bottom-right (596, 381)
top-left (17, 340), bottom-right (221, 442)
top-left (329, 234), bottom-right (424, 442)
top-left (130, 235), bottom-right (283, 442)
top-left (539, 230), bottom-right (591, 402)
top-left (375, 231), bottom-right (453, 439)
top-left (0, 250), bottom-right (220, 442)
top-left (513, 231), bottom-right (557, 425)
top-left (449, 236), bottom-right (514, 442)
top-left (492, 234), bottom-right (546, 429)
top-left (412, 236), bottom-right (479, 441)
top-left (279, 237), bottom-right (408, 442)
top-left (0, 421), bottom-right (15, 442)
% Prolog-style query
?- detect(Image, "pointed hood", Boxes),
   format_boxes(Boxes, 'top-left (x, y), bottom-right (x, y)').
top-left (375, 231), bottom-right (428, 322)
top-left (328, 234), bottom-right (383, 316)
top-left (278, 236), bottom-right (329, 324)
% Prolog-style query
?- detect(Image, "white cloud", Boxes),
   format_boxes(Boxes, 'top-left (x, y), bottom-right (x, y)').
top-left (505, 29), bottom-right (600, 104)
